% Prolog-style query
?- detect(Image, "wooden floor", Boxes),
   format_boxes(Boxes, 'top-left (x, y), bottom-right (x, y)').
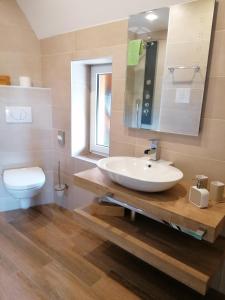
top-left (0, 204), bottom-right (224, 300)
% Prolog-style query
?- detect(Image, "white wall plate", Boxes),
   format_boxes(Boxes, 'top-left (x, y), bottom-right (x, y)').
top-left (5, 106), bottom-right (32, 123)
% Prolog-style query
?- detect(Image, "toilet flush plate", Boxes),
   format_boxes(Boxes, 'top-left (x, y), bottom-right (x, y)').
top-left (5, 106), bottom-right (32, 123)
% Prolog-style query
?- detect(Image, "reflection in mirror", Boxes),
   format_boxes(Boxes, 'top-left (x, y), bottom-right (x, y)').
top-left (124, 0), bottom-right (215, 136)
top-left (125, 8), bottom-right (169, 130)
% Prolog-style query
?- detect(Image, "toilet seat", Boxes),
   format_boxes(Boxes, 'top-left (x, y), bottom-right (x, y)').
top-left (3, 167), bottom-right (45, 190)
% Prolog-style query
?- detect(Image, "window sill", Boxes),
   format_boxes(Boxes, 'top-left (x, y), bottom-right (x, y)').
top-left (74, 152), bottom-right (106, 165)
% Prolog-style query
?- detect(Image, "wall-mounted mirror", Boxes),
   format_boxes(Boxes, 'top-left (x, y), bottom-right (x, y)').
top-left (124, 0), bottom-right (215, 136)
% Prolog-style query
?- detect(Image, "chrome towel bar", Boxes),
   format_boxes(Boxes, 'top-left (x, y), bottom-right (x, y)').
top-left (168, 65), bottom-right (200, 73)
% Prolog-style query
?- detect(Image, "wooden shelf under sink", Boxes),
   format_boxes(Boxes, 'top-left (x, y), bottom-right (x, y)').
top-left (73, 204), bottom-right (225, 295)
top-left (73, 167), bottom-right (225, 243)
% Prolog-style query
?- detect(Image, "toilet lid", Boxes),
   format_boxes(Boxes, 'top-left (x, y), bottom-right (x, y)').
top-left (3, 167), bottom-right (45, 190)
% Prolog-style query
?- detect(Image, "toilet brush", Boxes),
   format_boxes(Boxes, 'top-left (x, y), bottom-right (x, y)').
top-left (58, 161), bottom-right (62, 189)
top-left (54, 161), bottom-right (67, 198)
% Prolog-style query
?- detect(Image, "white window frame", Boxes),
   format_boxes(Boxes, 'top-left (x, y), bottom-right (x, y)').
top-left (90, 64), bottom-right (112, 156)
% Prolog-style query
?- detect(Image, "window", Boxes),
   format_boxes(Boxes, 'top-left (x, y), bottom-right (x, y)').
top-left (71, 59), bottom-right (112, 158)
top-left (90, 64), bottom-right (112, 155)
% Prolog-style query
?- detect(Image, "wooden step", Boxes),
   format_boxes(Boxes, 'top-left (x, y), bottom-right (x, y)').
top-left (73, 204), bottom-right (225, 295)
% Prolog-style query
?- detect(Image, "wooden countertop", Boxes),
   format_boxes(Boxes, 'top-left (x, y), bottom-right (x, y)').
top-left (73, 167), bottom-right (225, 243)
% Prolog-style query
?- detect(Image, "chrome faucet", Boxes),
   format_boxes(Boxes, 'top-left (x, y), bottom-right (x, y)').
top-left (144, 139), bottom-right (160, 161)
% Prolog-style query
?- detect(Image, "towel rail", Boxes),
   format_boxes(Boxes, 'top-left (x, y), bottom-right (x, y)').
top-left (168, 65), bottom-right (200, 73)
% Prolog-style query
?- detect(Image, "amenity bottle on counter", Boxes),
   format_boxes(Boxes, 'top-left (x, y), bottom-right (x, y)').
top-left (189, 175), bottom-right (209, 208)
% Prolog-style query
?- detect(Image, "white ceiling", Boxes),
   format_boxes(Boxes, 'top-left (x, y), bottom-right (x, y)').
top-left (16, 0), bottom-right (187, 39)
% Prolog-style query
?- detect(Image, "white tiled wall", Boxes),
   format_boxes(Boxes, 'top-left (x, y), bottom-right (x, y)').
top-left (0, 87), bottom-right (54, 211)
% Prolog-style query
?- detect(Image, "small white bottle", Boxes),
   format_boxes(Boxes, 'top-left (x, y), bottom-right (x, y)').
top-left (189, 175), bottom-right (209, 208)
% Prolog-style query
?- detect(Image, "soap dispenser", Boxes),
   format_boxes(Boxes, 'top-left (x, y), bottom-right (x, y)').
top-left (189, 175), bottom-right (209, 208)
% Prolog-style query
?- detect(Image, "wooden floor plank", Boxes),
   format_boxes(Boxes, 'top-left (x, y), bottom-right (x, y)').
top-left (92, 276), bottom-right (141, 300)
top-left (0, 204), bottom-right (223, 300)
top-left (23, 225), bottom-right (103, 286)
top-left (0, 222), bottom-right (51, 276)
top-left (10, 210), bottom-right (104, 287)
top-left (30, 261), bottom-right (100, 300)
top-left (0, 267), bottom-right (45, 300)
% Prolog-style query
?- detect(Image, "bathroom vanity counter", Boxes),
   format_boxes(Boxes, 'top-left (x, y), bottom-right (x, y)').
top-left (73, 167), bottom-right (225, 295)
top-left (73, 167), bottom-right (225, 243)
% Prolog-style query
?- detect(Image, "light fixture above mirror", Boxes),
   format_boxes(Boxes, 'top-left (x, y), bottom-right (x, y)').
top-left (145, 12), bottom-right (159, 22)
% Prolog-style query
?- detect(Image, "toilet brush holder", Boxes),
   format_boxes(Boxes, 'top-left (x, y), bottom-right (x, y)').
top-left (54, 184), bottom-right (66, 198)
top-left (54, 161), bottom-right (68, 199)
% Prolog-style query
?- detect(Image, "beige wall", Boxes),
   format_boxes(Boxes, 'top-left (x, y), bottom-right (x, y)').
top-left (41, 0), bottom-right (225, 208)
top-left (41, 21), bottom-right (128, 208)
top-left (0, 0), bottom-right (53, 210)
top-left (0, 87), bottom-right (54, 210)
top-left (0, 0), bottom-right (42, 86)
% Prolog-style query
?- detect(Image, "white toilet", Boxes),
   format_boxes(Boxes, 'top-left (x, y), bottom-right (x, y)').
top-left (3, 167), bottom-right (46, 209)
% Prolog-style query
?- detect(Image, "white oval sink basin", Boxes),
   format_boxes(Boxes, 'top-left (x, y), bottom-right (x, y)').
top-left (97, 157), bottom-right (183, 192)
